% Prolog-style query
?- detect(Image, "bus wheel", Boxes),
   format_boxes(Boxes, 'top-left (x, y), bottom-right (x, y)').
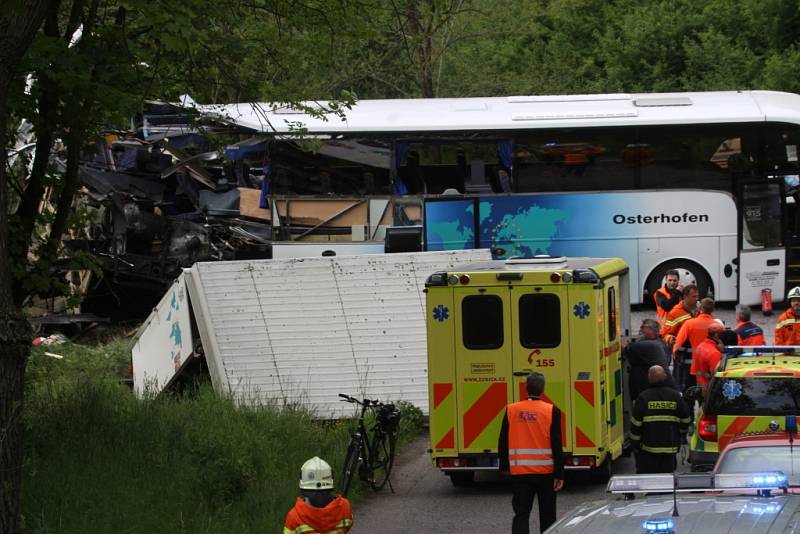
top-left (449, 471), bottom-right (475, 487)
top-left (645, 260), bottom-right (713, 302)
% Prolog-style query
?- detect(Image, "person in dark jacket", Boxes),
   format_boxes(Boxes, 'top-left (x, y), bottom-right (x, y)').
top-left (498, 372), bottom-right (564, 534)
top-left (630, 365), bottom-right (691, 474)
top-left (624, 319), bottom-right (675, 399)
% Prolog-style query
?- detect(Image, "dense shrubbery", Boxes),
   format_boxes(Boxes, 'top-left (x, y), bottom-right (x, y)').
top-left (22, 339), bottom-right (424, 533)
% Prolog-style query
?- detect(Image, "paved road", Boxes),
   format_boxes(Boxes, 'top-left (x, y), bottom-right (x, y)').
top-left (351, 304), bottom-right (780, 532)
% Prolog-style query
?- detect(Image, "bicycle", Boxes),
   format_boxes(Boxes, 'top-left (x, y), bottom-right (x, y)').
top-left (338, 393), bottom-right (402, 497)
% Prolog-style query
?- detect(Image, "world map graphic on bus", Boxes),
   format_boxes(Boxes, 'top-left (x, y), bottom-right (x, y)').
top-left (424, 197), bottom-right (570, 258)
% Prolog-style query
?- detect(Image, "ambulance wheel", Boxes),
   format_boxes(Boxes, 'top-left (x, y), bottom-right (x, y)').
top-left (645, 260), bottom-right (713, 302)
top-left (449, 471), bottom-right (475, 487)
top-left (591, 456), bottom-right (613, 482)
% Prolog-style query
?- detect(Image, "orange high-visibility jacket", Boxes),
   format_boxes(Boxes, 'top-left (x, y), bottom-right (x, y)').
top-left (672, 313), bottom-right (716, 354)
top-left (653, 287), bottom-right (681, 324)
top-left (506, 399), bottom-right (555, 476)
top-left (660, 302), bottom-right (694, 345)
top-left (775, 309), bottom-right (800, 346)
top-left (283, 496), bottom-right (353, 534)
top-left (691, 337), bottom-right (722, 389)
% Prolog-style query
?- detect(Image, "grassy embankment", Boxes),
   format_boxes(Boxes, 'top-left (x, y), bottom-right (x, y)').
top-left (22, 338), bottom-right (424, 533)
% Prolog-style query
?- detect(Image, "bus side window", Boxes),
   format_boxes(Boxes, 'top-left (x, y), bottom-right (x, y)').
top-left (518, 294), bottom-right (560, 348)
top-left (462, 295), bottom-right (504, 349)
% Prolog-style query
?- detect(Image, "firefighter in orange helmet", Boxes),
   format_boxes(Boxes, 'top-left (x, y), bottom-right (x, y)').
top-left (498, 372), bottom-right (564, 534)
top-left (283, 457), bottom-right (353, 534)
top-left (775, 287), bottom-right (800, 346)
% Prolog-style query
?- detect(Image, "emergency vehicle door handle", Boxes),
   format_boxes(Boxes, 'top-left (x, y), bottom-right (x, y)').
top-left (513, 371), bottom-right (533, 376)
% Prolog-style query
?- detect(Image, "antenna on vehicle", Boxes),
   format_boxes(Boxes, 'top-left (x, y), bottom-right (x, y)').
top-left (671, 472), bottom-right (680, 517)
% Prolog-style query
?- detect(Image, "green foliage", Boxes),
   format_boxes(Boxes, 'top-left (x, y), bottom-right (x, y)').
top-left (23, 338), bottom-right (425, 533)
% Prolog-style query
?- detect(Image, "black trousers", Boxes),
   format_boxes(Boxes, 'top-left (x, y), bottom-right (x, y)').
top-left (635, 451), bottom-right (677, 474)
top-left (511, 474), bottom-right (557, 534)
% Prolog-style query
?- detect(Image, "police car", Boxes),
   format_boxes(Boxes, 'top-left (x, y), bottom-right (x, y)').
top-left (688, 347), bottom-right (800, 471)
top-left (546, 471), bottom-right (799, 533)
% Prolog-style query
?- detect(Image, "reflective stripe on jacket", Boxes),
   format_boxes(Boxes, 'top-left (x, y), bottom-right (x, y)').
top-left (507, 399), bottom-right (554, 475)
top-left (660, 302), bottom-right (694, 344)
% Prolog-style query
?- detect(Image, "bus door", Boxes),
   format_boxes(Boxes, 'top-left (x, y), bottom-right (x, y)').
top-left (509, 286), bottom-right (572, 451)
top-left (738, 181), bottom-right (786, 306)
top-left (453, 287), bottom-right (512, 453)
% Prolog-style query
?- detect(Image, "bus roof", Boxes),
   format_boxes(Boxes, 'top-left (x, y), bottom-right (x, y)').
top-left (197, 90), bottom-right (800, 135)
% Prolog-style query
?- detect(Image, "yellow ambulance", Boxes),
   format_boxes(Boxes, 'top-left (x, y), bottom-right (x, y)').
top-left (689, 347), bottom-right (800, 471)
top-left (425, 256), bottom-right (630, 485)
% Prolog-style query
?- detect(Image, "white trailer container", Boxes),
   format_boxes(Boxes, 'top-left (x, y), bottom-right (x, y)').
top-left (131, 249), bottom-right (492, 417)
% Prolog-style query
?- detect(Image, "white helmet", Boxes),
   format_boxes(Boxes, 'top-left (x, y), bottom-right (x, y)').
top-left (788, 286), bottom-right (800, 300)
top-left (299, 456), bottom-right (334, 490)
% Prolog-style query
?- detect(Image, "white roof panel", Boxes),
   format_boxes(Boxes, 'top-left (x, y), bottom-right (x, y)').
top-left (185, 249), bottom-right (493, 417)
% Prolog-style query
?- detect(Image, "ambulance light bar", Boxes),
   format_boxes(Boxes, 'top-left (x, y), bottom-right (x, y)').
top-left (642, 519), bottom-right (674, 534)
top-left (607, 472), bottom-right (787, 494)
top-left (425, 272), bottom-right (448, 286)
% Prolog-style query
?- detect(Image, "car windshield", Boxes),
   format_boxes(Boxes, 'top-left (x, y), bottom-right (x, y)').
top-left (717, 445), bottom-right (800, 485)
top-left (705, 377), bottom-right (800, 415)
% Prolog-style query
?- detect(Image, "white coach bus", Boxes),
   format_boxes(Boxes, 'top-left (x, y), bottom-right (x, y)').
top-left (199, 91), bottom-right (800, 306)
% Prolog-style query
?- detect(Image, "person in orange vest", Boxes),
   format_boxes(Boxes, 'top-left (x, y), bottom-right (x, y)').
top-left (733, 304), bottom-right (766, 346)
top-left (690, 321), bottom-right (725, 395)
top-left (775, 286), bottom-right (800, 345)
top-left (283, 457), bottom-right (353, 534)
top-left (672, 297), bottom-right (716, 392)
top-left (498, 372), bottom-right (564, 534)
top-left (630, 365), bottom-right (691, 473)
top-left (660, 285), bottom-right (699, 348)
top-left (653, 269), bottom-right (682, 326)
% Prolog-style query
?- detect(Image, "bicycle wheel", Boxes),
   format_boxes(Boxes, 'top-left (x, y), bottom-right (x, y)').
top-left (340, 435), bottom-right (361, 497)
top-left (368, 431), bottom-right (396, 491)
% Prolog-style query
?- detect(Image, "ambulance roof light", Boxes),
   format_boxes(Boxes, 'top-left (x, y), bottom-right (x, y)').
top-left (608, 472), bottom-right (787, 494)
top-left (425, 272), bottom-right (449, 287)
top-left (572, 269), bottom-right (599, 283)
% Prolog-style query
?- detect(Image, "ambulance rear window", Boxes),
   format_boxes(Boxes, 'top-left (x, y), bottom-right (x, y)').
top-left (518, 294), bottom-right (561, 348)
top-left (705, 377), bottom-right (800, 415)
top-left (462, 295), bottom-right (504, 349)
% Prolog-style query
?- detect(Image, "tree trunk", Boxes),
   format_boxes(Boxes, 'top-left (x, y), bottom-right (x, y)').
top-left (0, 2), bottom-right (50, 533)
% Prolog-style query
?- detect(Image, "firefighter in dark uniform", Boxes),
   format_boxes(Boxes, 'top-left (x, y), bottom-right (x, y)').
top-left (630, 365), bottom-right (691, 473)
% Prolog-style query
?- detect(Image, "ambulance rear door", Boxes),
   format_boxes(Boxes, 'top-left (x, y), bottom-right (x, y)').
top-left (509, 285), bottom-right (572, 451)
top-left (453, 286), bottom-right (513, 453)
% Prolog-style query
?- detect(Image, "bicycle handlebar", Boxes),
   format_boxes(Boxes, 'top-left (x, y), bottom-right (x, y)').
top-left (338, 393), bottom-right (392, 408)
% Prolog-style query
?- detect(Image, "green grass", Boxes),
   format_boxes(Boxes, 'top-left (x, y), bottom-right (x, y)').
top-left (22, 339), bottom-right (424, 533)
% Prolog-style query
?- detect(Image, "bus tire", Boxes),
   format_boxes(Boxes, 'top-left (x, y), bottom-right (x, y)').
top-left (645, 260), bottom-right (713, 303)
top-left (449, 471), bottom-right (475, 487)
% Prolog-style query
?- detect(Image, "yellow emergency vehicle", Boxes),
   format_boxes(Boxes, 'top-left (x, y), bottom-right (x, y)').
top-left (425, 256), bottom-right (630, 485)
top-left (689, 347), bottom-right (800, 471)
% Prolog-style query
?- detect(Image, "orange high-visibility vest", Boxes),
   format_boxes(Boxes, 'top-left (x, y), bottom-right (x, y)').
top-left (507, 399), bottom-right (554, 476)
top-left (653, 287), bottom-right (673, 323)
top-left (283, 496), bottom-right (353, 534)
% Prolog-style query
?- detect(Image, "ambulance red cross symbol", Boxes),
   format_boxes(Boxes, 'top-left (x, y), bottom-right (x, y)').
top-left (527, 349), bottom-right (541, 365)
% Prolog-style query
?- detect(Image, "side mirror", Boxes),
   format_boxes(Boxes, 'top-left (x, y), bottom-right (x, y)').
top-left (684, 386), bottom-right (702, 403)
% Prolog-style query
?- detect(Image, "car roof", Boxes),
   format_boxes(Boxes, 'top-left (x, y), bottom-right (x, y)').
top-left (548, 494), bottom-right (800, 533)
top-left (726, 432), bottom-right (797, 447)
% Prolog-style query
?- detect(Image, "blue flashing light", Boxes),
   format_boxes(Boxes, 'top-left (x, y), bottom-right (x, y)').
top-left (787, 415), bottom-right (798, 433)
top-left (752, 474), bottom-right (786, 486)
top-left (642, 519), bottom-right (674, 533)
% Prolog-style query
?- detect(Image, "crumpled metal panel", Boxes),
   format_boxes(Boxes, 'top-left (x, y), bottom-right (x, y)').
top-left (185, 249), bottom-right (491, 417)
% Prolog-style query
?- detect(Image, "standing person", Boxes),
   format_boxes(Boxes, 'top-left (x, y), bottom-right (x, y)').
top-left (733, 304), bottom-right (766, 346)
top-left (630, 366), bottom-right (691, 474)
top-left (690, 321), bottom-right (725, 395)
top-left (654, 269), bottom-right (682, 326)
top-left (624, 319), bottom-right (673, 400)
top-left (498, 372), bottom-right (565, 534)
top-left (776, 287), bottom-right (800, 345)
top-left (283, 457), bottom-right (353, 534)
top-left (660, 285), bottom-right (699, 347)
top-left (672, 297), bottom-right (716, 392)
top-left (660, 285), bottom-right (699, 391)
